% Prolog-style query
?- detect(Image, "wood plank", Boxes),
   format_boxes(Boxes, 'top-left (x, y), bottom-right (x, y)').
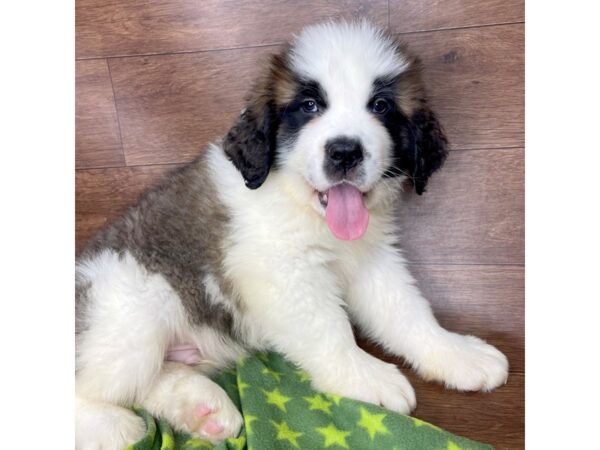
top-left (408, 373), bottom-right (524, 449)
top-left (109, 24), bottom-right (523, 166)
top-left (401, 24), bottom-right (524, 150)
top-left (397, 148), bottom-right (524, 265)
top-left (76, 148), bottom-right (524, 263)
top-left (77, 167), bottom-right (523, 351)
top-left (76, 164), bottom-right (180, 253)
top-left (108, 46), bottom-right (275, 166)
top-left (76, 0), bottom-right (388, 59)
top-left (358, 264), bottom-right (524, 373)
top-left (413, 265), bottom-right (524, 373)
top-left (390, 0), bottom-right (524, 33)
top-left (360, 335), bottom-right (524, 448)
top-left (77, 165), bottom-right (523, 447)
top-left (76, 59), bottom-right (124, 168)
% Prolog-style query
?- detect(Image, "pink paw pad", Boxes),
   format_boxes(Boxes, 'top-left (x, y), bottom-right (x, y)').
top-left (201, 419), bottom-right (224, 436)
top-left (195, 405), bottom-right (213, 418)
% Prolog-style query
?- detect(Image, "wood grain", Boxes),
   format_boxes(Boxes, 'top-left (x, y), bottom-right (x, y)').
top-left (414, 264), bottom-right (523, 372)
top-left (76, 147), bottom-right (523, 263)
top-left (358, 284), bottom-right (523, 450)
top-left (76, 59), bottom-right (124, 168)
top-left (360, 327), bottom-right (524, 448)
top-left (407, 373), bottom-right (524, 449)
top-left (401, 24), bottom-right (524, 150)
top-left (390, 0), bottom-right (524, 33)
top-left (358, 263), bottom-right (523, 368)
top-left (105, 24), bottom-right (523, 167)
top-left (76, 0), bottom-right (388, 59)
top-left (108, 46), bottom-right (275, 166)
top-left (76, 164), bottom-right (180, 253)
top-left (75, 160), bottom-right (524, 446)
top-left (397, 148), bottom-right (524, 265)
top-left (76, 160), bottom-right (524, 446)
top-left (75, 2), bottom-right (524, 445)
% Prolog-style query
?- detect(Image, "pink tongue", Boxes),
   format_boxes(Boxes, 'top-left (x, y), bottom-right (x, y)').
top-left (325, 184), bottom-right (369, 241)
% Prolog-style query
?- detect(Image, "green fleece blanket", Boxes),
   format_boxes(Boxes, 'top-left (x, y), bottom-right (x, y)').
top-left (126, 352), bottom-right (492, 450)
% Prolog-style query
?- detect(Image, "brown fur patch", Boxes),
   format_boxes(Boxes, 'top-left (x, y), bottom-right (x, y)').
top-left (77, 152), bottom-right (241, 337)
top-left (393, 40), bottom-right (427, 116)
top-left (245, 45), bottom-right (298, 113)
top-left (270, 48), bottom-right (299, 106)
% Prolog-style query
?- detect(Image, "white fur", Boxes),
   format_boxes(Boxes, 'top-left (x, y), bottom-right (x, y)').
top-left (76, 250), bottom-right (189, 404)
top-left (282, 21), bottom-right (409, 212)
top-left (75, 398), bottom-right (146, 450)
top-left (76, 21), bottom-right (508, 449)
top-left (75, 251), bottom-right (244, 448)
top-left (206, 138), bottom-right (507, 413)
top-left (342, 242), bottom-right (509, 391)
top-left (142, 362), bottom-right (243, 443)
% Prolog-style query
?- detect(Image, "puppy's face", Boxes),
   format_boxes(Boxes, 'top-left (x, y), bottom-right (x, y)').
top-left (224, 22), bottom-right (447, 240)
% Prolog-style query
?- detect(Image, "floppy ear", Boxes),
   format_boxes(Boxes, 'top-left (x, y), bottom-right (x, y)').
top-left (223, 102), bottom-right (277, 189)
top-left (408, 105), bottom-right (448, 195)
top-left (223, 52), bottom-right (290, 189)
top-left (389, 49), bottom-right (448, 195)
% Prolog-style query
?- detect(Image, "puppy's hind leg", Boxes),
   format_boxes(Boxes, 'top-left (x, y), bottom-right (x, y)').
top-left (75, 251), bottom-right (186, 450)
top-left (75, 328), bottom-right (164, 450)
top-left (75, 397), bottom-right (146, 450)
top-left (140, 362), bottom-right (243, 445)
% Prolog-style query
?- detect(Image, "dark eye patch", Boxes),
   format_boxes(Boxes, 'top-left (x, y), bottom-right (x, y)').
top-left (277, 79), bottom-right (328, 146)
top-left (369, 76), bottom-right (419, 179)
top-left (368, 76), bottom-right (398, 115)
top-left (286, 80), bottom-right (328, 112)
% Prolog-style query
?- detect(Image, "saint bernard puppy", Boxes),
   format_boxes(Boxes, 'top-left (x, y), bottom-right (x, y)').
top-left (75, 21), bottom-right (509, 449)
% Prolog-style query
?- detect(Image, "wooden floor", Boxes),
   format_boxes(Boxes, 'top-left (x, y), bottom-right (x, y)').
top-left (76, 1), bottom-right (524, 448)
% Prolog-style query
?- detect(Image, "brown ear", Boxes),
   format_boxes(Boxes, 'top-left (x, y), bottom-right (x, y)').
top-left (222, 104), bottom-right (277, 189)
top-left (392, 48), bottom-right (449, 194)
top-left (408, 105), bottom-right (448, 194)
top-left (223, 50), bottom-right (294, 189)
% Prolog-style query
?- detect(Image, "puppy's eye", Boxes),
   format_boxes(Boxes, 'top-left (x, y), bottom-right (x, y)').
top-left (371, 98), bottom-right (390, 115)
top-left (301, 99), bottom-right (318, 113)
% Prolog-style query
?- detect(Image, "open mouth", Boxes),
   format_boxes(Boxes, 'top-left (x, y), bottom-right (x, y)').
top-left (316, 183), bottom-right (370, 241)
top-left (317, 191), bottom-right (329, 208)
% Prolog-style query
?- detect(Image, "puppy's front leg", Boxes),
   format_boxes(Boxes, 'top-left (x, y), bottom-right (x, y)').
top-left (345, 244), bottom-right (509, 392)
top-left (235, 260), bottom-right (416, 414)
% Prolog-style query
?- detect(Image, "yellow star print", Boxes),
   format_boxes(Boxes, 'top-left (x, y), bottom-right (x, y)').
top-left (357, 407), bottom-right (389, 440)
top-left (262, 367), bottom-right (283, 382)
top-left (295, 368), bottom-right (310, 383)
top-left (256, 352), bottom-right (270, 363)
top-left (161, 432), bottom-right (175, 450)
top-left (271, 420), bottom-right (303, 448)
top-left (412, 417), bottom-right (442, 431)
top-left (227, 435), bottom-right (246, 450)
top-left (181, 438), bottom-right (212, 449)
top-left (238, 380), bottom-right (250, 397)
top-left (245, 414), bottom-right (258, 435)
top-left (262, 388), bottom-right (292, 412)
top-left (316, 423), bottom-right (351, 448)
top-left (447, 441), bottom-right (463, 450)
top-left (304, 394), bottom-right (333, 414)
top-left (325, 393), bottom-right (343, 406)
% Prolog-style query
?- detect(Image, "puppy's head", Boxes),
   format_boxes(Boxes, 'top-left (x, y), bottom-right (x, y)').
top-left (224, 21), bottom-right (447, 240)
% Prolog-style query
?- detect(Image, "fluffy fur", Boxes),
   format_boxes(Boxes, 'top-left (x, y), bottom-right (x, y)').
top-left (75, 21), bottom-right (508, 449)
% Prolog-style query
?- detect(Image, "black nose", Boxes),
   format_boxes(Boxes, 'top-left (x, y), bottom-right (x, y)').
top-left (325, 137), bottom-right (364, 172)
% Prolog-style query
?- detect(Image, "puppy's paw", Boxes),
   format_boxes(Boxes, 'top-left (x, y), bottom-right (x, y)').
top-left (76, 400), bottom-right (146, 450)
top-left (156, 372), bottom-right (243, 444)
top-left (313, 355), bottom-right (416, 414)
top-left (366, 360), bottom-right (417, 414)
top-left (417, 332), bottom-right (509, 392)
